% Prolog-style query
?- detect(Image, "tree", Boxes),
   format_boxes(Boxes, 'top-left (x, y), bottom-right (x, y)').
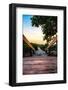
top-left (31, 16), bottom-right (57, 43)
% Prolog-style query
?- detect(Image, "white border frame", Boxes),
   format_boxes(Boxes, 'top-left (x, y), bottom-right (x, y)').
top-left (16, 7), bottom-right (64, 83)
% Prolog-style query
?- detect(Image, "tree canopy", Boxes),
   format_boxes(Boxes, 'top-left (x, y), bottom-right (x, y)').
top-left (31, 16), bottom-right (57, 43)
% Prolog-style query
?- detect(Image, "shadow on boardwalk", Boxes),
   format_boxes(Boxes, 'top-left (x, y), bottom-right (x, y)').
top-left (23, 56), bottom-right (57, 75)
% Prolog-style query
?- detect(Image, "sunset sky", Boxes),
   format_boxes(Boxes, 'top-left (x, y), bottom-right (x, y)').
top-left (23, 15), bottom-right (47, 45)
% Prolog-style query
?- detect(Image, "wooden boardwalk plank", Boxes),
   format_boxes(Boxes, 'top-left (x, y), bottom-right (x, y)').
top-left (23, 56), bottom-right (57, 75)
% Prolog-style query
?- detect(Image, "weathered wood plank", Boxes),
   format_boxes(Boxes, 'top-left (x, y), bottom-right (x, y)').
top-left (23, 56), bottom-right (57, 75)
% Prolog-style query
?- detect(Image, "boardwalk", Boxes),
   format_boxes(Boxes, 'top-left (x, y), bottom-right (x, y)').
top-left (23, 56), bottom-right (57, 75)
